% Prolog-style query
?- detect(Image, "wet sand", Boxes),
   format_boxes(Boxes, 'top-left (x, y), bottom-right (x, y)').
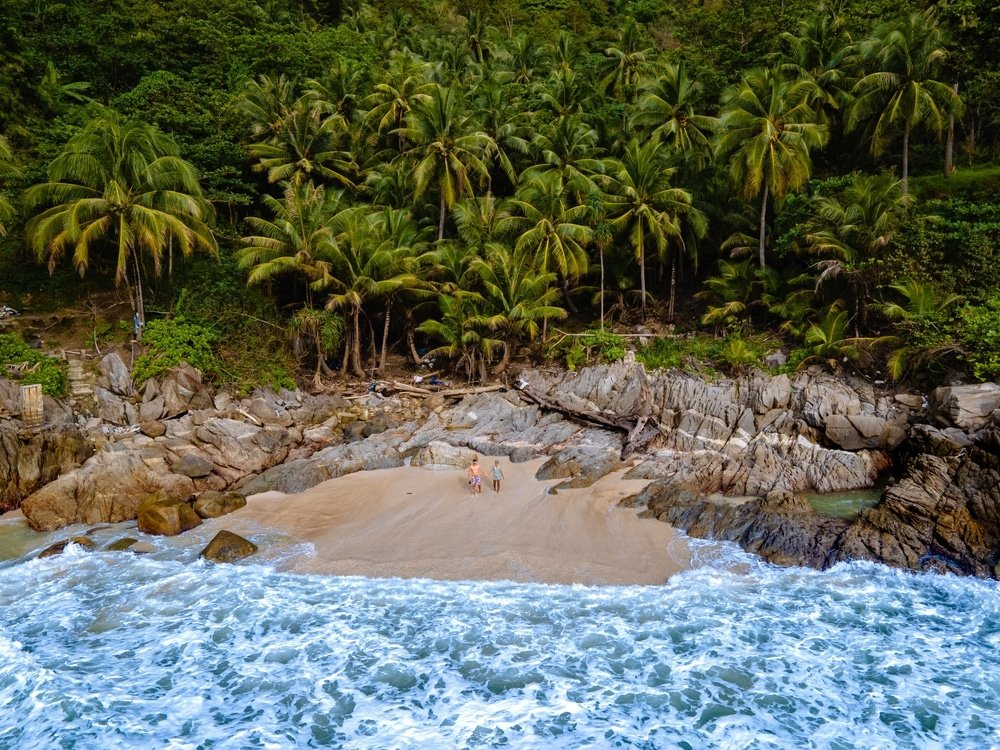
top-left (229, 458), bottom-right (692, 586)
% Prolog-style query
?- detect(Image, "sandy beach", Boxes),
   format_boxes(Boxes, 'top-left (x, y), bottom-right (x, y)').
top-left (228, 458), bottom-right (692, 586)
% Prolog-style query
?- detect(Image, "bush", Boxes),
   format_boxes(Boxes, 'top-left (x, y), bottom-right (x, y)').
top-left (958, 296), bottom-right (1000, 381)
top-left (637, 333), bottom-right (773, 374)
top-left (548, 328), bottom-right (627, 369)
top-left (131, 317), bottom-right (221, 385)
top-left (0, 333), bottom-right (67, 397)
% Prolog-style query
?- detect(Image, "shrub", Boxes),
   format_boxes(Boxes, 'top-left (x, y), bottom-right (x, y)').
top-left (548, 328), bottom-right (627, 369)
top-left (0, 333), bottom-right (67, 397)
top-left (131, 317), bottom-right (221, 385)
top-left (958, 296), bottom-right (1000, 381)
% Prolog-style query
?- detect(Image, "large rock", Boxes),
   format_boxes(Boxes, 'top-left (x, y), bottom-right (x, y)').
top-left (137, 495), bottom-right (202, 536)
top-left (97, 352), bottom-right (133, 396)
top-left (200, 530), bottom-right (257, 562)
top-left (929, 383), bottom-right (1000, 431)
top-left (823, 414), bottom-right (906, 451)
top-left (0, 416), bottom-right (93, 513)
top-left (410, 440), bottom-right (479, 468)
top-left (171, 453), bottom-right (214, 478)
top-left (193, 490), bottom-right (246, 518)
top-left (157, 363), bottom-right (213, 418)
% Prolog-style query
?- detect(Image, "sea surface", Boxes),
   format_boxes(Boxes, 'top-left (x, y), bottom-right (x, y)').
top-left (1, 518), bottom-right (998, 750)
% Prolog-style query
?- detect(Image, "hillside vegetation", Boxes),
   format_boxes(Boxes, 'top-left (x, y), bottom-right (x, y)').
top-left (1, 0), bottom-right (999, 390)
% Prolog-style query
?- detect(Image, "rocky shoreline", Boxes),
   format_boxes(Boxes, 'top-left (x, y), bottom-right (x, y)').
top-left (3, 353), bottom-right (999, 579)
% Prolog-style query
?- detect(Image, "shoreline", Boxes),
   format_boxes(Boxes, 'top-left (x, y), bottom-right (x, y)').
top-left (225, 458), bottom-right (694, 586)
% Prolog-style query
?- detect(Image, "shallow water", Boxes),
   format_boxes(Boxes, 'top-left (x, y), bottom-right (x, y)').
top-left (804, 488), bottom-right (883, 519)
top-left (1, 520), bottom-right (998, 749)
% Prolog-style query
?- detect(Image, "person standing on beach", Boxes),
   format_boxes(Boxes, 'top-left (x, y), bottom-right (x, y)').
top-left (491, 460), bottom-right (504, 494)
top-left (468, 456), bottom-right (483, 495)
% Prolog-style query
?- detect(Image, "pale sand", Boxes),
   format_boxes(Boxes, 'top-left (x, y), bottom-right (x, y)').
top-left (229, 458), bottom-right (693, 586)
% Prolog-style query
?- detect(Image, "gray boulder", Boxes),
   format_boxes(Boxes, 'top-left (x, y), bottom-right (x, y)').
top-left (929, 383), bottom-right (1000, 431)
top-left (97, 352), bottom-right (133, 396)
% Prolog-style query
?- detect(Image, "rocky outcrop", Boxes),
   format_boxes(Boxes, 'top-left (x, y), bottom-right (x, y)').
top-left (193, 490), bottom-right (246, 519)
top-left (929, 383), bottom-right (1000, 431)
top-left (632, 420), bottom-right (1000, 578)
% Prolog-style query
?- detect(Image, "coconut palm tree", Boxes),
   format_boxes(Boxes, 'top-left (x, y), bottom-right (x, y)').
top-left (237, 73), bottom-right (298, 141)
top-left (847, 10), bottom-right (963, 194)
top-left (416, 292), bottom-right (500, 383)
top-left (396, 84), bottom-right (494, 240)
top-left (23, 111), bottom-right (216, 328)
top-left (715, 67), bottom-right (828, 269)
top-left (801, 172), bottom-right (914, 334)
top-left (600, 22), bottom-right (653, 101)
top-left (237, 180), bottom-right (342, 308)
top-left (631, 62), bottom-right (719, 164)
top-left (525, 116), bottom-right (606, 195)
top-left (470, 242), bottom-right (566, 373)
top-left (502, 171), bottom-right (592, 311)
top-left (0, 135), bottom-right (18, 236)
top-left (326, 206), bottom-right (423, 377)
top-left (249, 98), bottom-right (357, 189)
top-left (363, 52), bottom-right (433, 155)
top-left (602, 138), bottom-right (694, 317)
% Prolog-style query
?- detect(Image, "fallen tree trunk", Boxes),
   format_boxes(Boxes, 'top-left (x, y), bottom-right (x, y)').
top-left (516, 383), bottom-right (661, 459)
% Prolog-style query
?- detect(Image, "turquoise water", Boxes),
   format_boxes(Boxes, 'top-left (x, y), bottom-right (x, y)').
top-left (804, 488), bottom-right (883, 519)
top-left (1, 523), bottom-right (999, 749)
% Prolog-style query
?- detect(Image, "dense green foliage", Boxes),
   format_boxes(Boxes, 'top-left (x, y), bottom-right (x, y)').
top-left (2, 0), bottom-right (1000, 385)
top-left (0, 333), bottom-right (67, 397)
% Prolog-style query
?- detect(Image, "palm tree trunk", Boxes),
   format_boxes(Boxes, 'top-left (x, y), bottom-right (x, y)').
top-left (944, 83), bottom-right (958, 178)
top-left (131, 249), bottom-right (146, 337)
top-left (902, 120), bottom-right (910, 195)
top-left (638, 239), bottom-right (646, 316)
top-left (313, 335), bottom-right (324, 388)
top-left (668, 251), bottom-right (677, 321)
top-left (405, 309), bottom-right (421, 364)
top-left (561, 274), bottom-right (577, 313)
top-left (438, 193), bottom-right (447, 241)
top-left (492, 340), bottom-right (511, 375)
top-left (599, 247), bottom-right (605, 331)
top-left (351, 305), bottom-right (364, 377)
top-left (758, 185), bottom-right (769, 269)
top-left (379, 299), bottom-right (392, 372)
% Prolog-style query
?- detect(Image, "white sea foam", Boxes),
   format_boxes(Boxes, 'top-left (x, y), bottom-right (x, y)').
top-left (0, 536), bottom-right (999, 749)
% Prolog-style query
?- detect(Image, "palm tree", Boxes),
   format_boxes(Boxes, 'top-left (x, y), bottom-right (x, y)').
top-left (771, 4), bottom-right (855, 127)
top-left (631, 62), bottom-right (719, 164)
top-left (237, 181), bottom-right (341, 308)
top-left (502, 171), bottom-right (592, 311)
top-left (0, 135), bottom-right (18, 236)
top-left (471, 80), bottom-right (530, 187)
top-left (600, 22), bottom-right (653, 100)
top-left (525, 116), bottom-right (606, 195)
top-left (452, 194), bottom-right (512, 253)
top-left (249, 98), bottom-right (356, 189)
top-left (715, 67), bottom-right (829, 269)
top-left (602, 138), bottom-right (694, 317)
top-left (396, 84), bottom-right (494, 240)
top-left (24, 111), bottom-right (216, 327)
top-left (878, 278), bottom-right (962, 379)
top-left (363, 52), bottom-right (432, 155)
top-left (304, 60), bottom-right (369, 123)
top-left (847, 10), bottom-right (963, 194)
top-left (470, 242), bottom-right (566, 373)
top-left (536, 68), bottom-right (591, 119)
top-left (326, 206), bottom-right (422, 376)
top-left (801, 172), bottom-right (914, 334)
top-left (237, 74), bottom-right (298, 141)
top-left (416, 292), bottom-right (500, 383)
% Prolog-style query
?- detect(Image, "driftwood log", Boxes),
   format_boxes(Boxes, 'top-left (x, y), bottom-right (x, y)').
top-left (516, 381), bottom-right (662, 459)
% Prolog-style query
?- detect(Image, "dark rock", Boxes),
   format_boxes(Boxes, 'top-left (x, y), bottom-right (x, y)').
top-left (104, 537), bottom-right (139, 552)
top-left (171, 453), bottom-right (214, 478)
top-left (137, 495), bottom-right (202, 536)
top-left (37, 536), bottom-right (97, 558)
top-left (536, 446), bottom-right (622, 489)
top-left (200, 530), bottom-right (258, 563)
top-left (193, 490), bottom-right (246, 519)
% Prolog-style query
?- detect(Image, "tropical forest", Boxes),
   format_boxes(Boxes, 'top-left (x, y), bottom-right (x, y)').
top-left (2, 0), bottom-right (999, 394)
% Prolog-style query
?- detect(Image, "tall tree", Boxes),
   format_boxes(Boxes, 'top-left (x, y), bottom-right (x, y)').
top-left (603, 138), bottom-right (694, 317)
top-left (470, 242), bottom-right (566, 373)
top-left (600, 22), bottom-right (653, 101)
top-left (396, 84), bottom-right (493, 240)
top-left (237, 181), bottom-right (341, 309)
top-left (0, 135), bottom-right (18, 235)
top-left (715, 68), bottom-right (828, 269)
top-left (801, 172), bottom-right (914, 334)
top-left (503, 171), bottom-right (592, 311)
top-left (847, 10), bottom-right (963, 194)
top-left (24, 111), bottom-right (216, 327)
top-left (631, 62), bottom-right (719, 164)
